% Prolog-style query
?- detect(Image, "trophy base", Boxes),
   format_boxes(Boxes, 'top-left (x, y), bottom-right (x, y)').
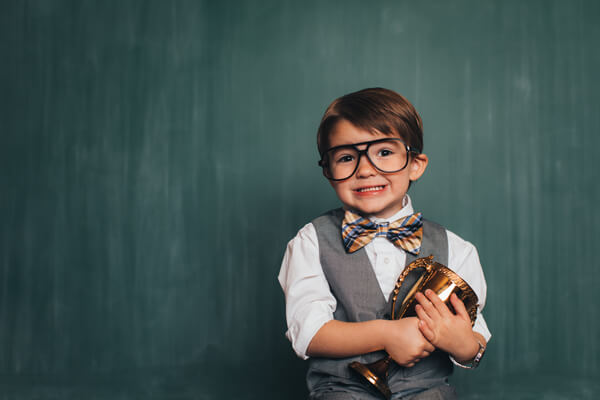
top-left (349, 361), bottom-right (392, 400)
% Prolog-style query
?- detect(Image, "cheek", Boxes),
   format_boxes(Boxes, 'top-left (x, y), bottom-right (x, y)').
top-left (332, 182), bottom-right (349, 196)
top-left (330, 181), bottom-right (355, 203)
top-left (387, 172), bottom-right (410, 187)
top-left (329, 181), bottom-right (342, 194)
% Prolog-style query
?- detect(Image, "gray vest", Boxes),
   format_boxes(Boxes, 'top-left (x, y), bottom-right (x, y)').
top-left (307, 208), bottom-right (453, 398)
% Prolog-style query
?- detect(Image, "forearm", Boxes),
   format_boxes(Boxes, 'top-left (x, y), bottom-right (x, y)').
top-left (306, 319), bottom-right (388, 358)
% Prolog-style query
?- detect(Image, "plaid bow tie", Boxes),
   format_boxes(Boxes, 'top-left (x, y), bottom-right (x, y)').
top-left (341, 210), bottom-right (423, 255)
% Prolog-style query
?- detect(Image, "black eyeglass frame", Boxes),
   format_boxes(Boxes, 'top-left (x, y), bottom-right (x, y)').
top-left (318, 138), bottom-right (421, 181)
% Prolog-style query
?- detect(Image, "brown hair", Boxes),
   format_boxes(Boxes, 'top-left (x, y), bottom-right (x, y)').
top-left (316, 87), bottom-right (424, 157)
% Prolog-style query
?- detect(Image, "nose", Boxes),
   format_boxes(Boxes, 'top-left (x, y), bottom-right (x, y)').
top-left (355, 152), bottom-right (378, 178)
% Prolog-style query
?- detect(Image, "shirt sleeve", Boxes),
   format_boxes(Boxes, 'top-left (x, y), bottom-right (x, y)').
top-left (446, 230), bottom-right (492, 343)
top-left (278, 223), bottom-right (337, 359)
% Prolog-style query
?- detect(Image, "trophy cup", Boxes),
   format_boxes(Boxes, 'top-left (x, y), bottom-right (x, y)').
top-left (349, 255), bottom-right (479, 399)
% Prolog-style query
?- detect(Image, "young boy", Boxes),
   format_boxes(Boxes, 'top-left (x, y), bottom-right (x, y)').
top-left (278, 88), bottom-right (491, 399)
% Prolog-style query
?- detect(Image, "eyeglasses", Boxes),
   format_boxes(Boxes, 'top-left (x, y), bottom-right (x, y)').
top-left (318, 138), bottom-right (420, 181)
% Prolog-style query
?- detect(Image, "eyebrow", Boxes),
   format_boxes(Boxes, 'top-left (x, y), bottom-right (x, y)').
top-left (325, 138), bottom-right (407, 153)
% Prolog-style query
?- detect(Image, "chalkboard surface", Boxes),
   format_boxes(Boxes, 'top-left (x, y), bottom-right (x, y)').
top-left (1, 1), bottom-right (599, 399)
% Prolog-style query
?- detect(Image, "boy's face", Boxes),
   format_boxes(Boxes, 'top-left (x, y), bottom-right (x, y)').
top-left (327, 119), bottom-right (428, 219)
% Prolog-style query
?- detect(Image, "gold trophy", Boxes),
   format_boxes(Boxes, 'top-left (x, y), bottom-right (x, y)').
top-left (349, 255), bottom-right (479, 399)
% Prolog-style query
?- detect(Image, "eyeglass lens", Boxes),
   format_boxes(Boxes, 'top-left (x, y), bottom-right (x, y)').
top-left (323, 139), bottom-right (409, 180)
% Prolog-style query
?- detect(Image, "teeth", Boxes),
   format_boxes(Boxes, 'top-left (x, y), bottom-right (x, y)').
top-left (357, 186), bottom-right (385, 192)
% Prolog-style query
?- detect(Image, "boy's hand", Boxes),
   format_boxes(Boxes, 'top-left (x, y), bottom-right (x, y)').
top-left (384, 317), bottom-right (435, 368)
top-left (414, 290), bottom-right (480, 362)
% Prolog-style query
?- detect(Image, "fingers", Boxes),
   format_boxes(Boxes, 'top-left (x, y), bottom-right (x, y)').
top-left (450, 293), bottom-right (471, 321)
top-left (424, 340), bottom-right (435, 353)
top-left (401, 348), bottom-right (432, 368)
top-left (415, 291), bottom-right (441, 319)
top-left (407, 350), bottom-right (431, 367)
top-left (415, 303), bottom-right (433, 326)
top-left (415, 319), bottom-right (436, 351)
top-left (424, 289), bottom-right (452, 318)
top-left (417, 317), bottom-right (435, 343)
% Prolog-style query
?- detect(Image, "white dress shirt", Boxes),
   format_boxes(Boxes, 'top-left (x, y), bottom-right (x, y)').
top-left (278, 195), bottom-right (491, 360)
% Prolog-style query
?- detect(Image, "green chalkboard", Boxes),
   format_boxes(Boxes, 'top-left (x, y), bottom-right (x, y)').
top-left (1, 0), bottom-right (599, 399)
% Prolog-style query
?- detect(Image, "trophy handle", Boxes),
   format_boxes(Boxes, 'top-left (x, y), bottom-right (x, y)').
top-left (390, 255), bottom-right (433, 320)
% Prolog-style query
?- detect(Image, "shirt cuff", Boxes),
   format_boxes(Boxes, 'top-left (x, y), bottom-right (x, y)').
top-left (286, 311), bottom-right (332, 360)
top-left (473, 313), bottom-right (492, 343)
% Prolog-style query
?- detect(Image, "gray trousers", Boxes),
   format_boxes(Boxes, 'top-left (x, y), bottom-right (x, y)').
top-left (402, 385), bottom-right (457, 400)
top-left (311, 384), bottom-right (457, 400)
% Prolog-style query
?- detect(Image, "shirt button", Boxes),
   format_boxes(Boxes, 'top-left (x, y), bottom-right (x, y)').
top-left (384, 257), bottom-right (390, 264)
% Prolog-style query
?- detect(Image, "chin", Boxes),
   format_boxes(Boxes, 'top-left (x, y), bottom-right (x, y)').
top-left (352, 205), bottom-right (393, 218)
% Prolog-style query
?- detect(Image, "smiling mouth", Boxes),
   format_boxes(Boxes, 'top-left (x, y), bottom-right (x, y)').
top-left (355, 185), bottom-right (386, 193)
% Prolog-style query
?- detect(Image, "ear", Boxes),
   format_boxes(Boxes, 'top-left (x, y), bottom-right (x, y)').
top-left (408, 153), bottom-right (428, 181)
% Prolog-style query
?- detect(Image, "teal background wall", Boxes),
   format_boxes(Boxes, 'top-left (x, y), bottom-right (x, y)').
top-left (1, 0), bottom-right (599, 398)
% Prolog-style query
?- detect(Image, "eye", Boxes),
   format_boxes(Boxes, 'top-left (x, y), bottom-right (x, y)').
top-left (336, 154), bottom-right (355, 163)
top-left (377, 148), bottom-right (394, 157)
